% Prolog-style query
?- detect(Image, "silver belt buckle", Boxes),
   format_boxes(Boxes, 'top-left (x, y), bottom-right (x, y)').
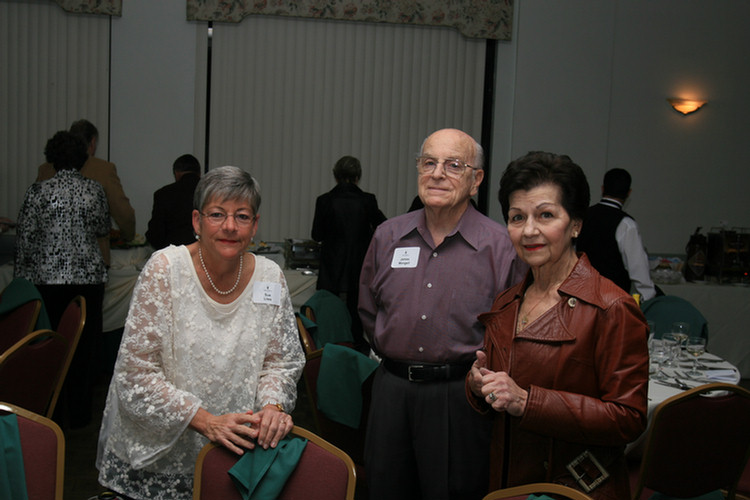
top-left (565, 450), bottom-right (609, 493)
top-left (407, 365), bottom-right (424, 382)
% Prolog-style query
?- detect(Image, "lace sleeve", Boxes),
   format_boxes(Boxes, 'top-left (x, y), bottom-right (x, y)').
top-left (255, 266), bottom-right (305, 411)
top-left (111, 251), bottom-right (202, 467)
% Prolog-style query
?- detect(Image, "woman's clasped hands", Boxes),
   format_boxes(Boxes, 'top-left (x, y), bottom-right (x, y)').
top-left (469, 350), bottom-right (528, 417)
top-left (192, 405), bottom-right (294, 455)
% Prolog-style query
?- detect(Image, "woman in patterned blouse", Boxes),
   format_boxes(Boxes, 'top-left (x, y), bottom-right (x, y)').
top-left (14, 130), bottom-right (110, 428)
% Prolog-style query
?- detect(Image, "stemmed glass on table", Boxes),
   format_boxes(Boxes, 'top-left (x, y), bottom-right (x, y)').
top-left (670, 322), bottom-right (690, 359)
top-left (650, 339), bottom-right (671, 380)
top-left (686, 337), bottom-right (707, 377)
top-left (662, 334), bottom-right (680, 367)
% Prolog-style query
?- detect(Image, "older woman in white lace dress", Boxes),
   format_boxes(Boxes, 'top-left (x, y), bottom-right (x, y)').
top-left (96, 166), bottom-right (305, 500)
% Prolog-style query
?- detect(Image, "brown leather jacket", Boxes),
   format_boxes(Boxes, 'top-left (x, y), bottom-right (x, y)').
top-left (467, 255), bottom-right (648, 500)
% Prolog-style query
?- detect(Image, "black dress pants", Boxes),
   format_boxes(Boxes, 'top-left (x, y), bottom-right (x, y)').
top-left (364, 366), bottom-right (492, 500)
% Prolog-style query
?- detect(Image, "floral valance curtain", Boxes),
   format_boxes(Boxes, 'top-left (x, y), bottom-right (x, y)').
top-left (187, 0), bottom-right (513, 40)
top-left (52, 0), bottom-right (122, 16)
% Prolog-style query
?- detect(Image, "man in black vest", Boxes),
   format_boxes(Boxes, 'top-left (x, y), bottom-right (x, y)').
top-left (577, 168), bottom-right (656, 301)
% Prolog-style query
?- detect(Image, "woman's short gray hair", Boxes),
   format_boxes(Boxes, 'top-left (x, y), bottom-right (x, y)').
top-left (193, 166), bottom-right (261, 215)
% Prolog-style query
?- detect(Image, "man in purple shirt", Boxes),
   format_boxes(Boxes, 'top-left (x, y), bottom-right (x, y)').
top-left (359, 128), bottom-right (526, 499)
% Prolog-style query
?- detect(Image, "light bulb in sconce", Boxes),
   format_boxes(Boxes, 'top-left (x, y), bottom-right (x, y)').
top-left (667, 98), bottom-right (707, 115)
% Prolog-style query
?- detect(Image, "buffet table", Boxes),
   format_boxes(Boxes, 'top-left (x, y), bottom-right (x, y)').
top-left (102, 247), bottom-right (318, 330)
top-left (0, 246), bottom-right (318, 333)
top-left (659, 282), bottom-right (750, 378)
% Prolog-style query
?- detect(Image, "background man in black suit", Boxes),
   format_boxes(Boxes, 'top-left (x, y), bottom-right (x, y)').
top-left (312, 155), bottom-right (386, 351)
top-left (146, 154), bottom-right (202, 250)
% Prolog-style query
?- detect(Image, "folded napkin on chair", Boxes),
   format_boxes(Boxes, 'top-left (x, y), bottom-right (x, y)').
top-left (300, 290), bottom-right (354, 348)
top-left (228, 436), bottom-right (307, 500)
top-left (0, 413), bottom-right (29, 500)
top-left (317, 343), bottom-right (378, 428)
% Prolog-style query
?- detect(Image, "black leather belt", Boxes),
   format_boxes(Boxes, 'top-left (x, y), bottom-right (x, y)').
top-left (382, 358), bottom-right (472, 382)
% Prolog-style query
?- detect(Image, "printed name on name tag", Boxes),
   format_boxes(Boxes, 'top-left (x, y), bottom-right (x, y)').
top-left (391, 247), bottom-right (420, 268)
top-left (252, 282), bottom-right (282, 305)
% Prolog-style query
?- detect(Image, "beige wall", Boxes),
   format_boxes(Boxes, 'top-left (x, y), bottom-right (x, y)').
top-left (26, 0), bottom-right (749, 255)
top-left (487, 0), bottom-right (750, 254)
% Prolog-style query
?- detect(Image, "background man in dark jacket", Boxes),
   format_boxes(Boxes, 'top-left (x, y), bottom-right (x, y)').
top-left (146, 154), bottom-right (201, 250)
top-left (312, 155), bottom-right (386, 351)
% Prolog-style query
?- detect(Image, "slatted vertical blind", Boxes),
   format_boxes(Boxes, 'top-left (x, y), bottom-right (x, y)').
top-left (0, 1), bottom-right (110, 221)
top-left (208, 16), bottom-right (486, 242)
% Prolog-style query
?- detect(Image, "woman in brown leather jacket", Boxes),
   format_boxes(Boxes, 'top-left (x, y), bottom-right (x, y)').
top-left (467, 152), bottom-right (649, 500)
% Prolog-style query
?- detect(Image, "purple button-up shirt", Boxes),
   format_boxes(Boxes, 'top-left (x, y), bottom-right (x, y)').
top-left (358, 204), bottom-right (526, 364)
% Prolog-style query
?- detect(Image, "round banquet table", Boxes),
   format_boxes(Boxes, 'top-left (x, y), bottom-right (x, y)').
top-left (626, 351), bottom-right (740, 457)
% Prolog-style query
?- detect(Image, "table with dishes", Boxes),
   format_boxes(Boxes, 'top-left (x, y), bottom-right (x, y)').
top-left (1, 242), bottom-right (319, 333)
top-left (659, 281), bottom-right (750, 378)
top-left (627, 343), bottom-right (741, 456)
top-left (647, 349), bottom-right (741, 409)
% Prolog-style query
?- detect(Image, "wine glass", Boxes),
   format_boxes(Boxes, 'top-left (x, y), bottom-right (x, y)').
top-left (646, 321), bottom-right (656, 343)
top-left (650, 340), bottom-right (670, 380)
top-left (670, 322), bottom-right (690, 358)
top-left (662, 334), bottom-right (680, 366)
top-left (685, 337), bottom-right (706, 377)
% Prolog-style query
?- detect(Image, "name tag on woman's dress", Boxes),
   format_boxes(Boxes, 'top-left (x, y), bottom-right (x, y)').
top-left (253, 282), bottom-right (281, 305)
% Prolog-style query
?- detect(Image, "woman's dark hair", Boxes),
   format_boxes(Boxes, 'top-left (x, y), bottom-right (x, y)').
top-left (498, 151), bottom-right (590, 223)
top-left (44, 130), bottom-right (88, 172)
top-left (332, 156), bottom-right (362, 183)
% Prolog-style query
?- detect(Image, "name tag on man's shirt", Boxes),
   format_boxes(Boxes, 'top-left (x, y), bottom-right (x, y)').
top-left (253, 282), bottom-right (281, 305)
top-left (391, 247), bottom-right (420, 268)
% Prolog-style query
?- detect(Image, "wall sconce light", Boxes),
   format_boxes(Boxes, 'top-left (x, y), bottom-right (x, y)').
top-left (667, 98), bottom-right (707, 115)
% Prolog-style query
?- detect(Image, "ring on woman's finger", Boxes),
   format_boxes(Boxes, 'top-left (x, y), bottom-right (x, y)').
top-left (488, 392), bottom-right (497, 402)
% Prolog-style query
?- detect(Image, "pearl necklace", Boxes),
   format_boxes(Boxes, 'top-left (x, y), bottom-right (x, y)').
top-left (199, 247), bottom-right (243, 295)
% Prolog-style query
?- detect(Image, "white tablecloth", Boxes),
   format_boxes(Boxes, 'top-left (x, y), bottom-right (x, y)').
top-left (1, 248), bottom-right (318, 332)
top-left (627, 352), bottom-right (740, 456)
top-left (659, 282), bottom-right (750, 378)
top-left (102, 246), bottom-right (153, 331)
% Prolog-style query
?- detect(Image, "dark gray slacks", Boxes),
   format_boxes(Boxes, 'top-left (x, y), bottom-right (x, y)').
top-left (364, 365), bottom-right (492, 500)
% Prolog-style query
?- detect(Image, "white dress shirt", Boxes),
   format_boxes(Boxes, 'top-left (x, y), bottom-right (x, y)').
top-left (602, 197), bottom-right (657, 301)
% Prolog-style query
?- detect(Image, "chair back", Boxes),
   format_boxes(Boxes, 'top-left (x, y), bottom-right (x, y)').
top-left (0, 299), bottom-right (41, 353)
top-left (296, 313), bottom-right (318, 355)
top-left (482, 482), bottom-right (595, 500)
top-left (297, 338), bottom-right (372, 471)
top-left (193, 426), bottom-right (356, 500)
top-left (632, 383), bottom-right (750, 500)
top-left (0, 330), bottom-right (68, 416)
top-left (0, 402), bottom-right (65, 500)
top-left (46, 296), bottom-right (85, 418)
top-left (299, 290), bottom-right (354, 348)
top-left (641, 295), bottom-right (708, 340)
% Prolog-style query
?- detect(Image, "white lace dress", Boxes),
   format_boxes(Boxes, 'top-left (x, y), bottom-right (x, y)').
top-left (96, 245), bottom-right (304, 500)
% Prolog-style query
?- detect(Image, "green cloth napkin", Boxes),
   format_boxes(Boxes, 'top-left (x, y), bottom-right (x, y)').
top-left (0, 277), bottom-right (51, 331)
top-left (317, 343), bottom-right (378, 428)
top-left (299, 290), bottom-right (354, 348)
top-left (0, 413), bottom-right (29, 500)
top-left (228, 436), bottom-right (307, 500)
